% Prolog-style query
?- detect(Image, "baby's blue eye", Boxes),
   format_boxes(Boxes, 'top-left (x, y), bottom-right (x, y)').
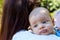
top-left (42, 21), bottom-right (46, 24)
top-left (34, 24), bottom-right (38, 27)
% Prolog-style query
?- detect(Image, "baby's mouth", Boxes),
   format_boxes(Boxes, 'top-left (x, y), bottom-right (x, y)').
top-left (40, 29), bottom-right (48, 33)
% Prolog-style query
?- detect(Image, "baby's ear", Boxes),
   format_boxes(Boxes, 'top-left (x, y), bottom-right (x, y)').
top-left (28, 26), bottom-right (32, 32)
top-left (28, 26), bottom-right (31, 30)
top-left (52, 17), bottom-right (54, 26)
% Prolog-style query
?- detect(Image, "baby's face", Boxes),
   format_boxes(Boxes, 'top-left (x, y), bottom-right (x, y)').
top-left (29, 13), bottom-right (53, 35)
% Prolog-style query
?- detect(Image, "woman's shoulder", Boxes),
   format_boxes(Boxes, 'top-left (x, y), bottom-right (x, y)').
top-left (12, 30), bottom-right (26, 40)
top-left (12, 30), bottom-right (32, 40)
top-left (12, 30), bottom-right (60, 40)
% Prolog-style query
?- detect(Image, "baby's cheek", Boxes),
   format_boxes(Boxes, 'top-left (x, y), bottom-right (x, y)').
top-left (46, 24), bottom-right (53, 30)
top-left (48, 25), bottom-right (53, 29)
top-left (32, 28), bottom-right (38, 32)
top-left (33, 30), bottom-right (39, 34)
top-left (46, 23), bottom-right (53, 28)
top-left (48, 27), bottom-right (53, 33)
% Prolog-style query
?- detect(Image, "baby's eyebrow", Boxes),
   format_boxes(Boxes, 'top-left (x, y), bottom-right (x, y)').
top-left (32, 20), bottom-right (37, 25)
top-left (42, 18), bottom-right (50, 20)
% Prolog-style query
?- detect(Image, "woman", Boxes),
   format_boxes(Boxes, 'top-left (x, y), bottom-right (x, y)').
top-left (1, 0), bottom-right (40, 40)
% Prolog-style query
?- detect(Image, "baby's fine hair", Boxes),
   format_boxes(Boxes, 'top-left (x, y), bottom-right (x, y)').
top-left (29, 7), bottom-right (49, 20)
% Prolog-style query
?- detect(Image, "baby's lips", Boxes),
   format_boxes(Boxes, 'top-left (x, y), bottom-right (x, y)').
top-left (40, 29), bottom-right (48, 33)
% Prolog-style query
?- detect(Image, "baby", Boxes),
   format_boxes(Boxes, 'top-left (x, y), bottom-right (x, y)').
top-left (12, 7), bottom-right (60, 40)
top-left (29, 7), bottom-right (54, 35)
top-left (54, 9), bottom-right (60, 37)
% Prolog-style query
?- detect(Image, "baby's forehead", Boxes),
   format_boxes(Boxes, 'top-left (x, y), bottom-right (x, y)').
top-left (29, 7), bottom-right (49, 19)
top-left (31, 7), bottom-right (49, 14)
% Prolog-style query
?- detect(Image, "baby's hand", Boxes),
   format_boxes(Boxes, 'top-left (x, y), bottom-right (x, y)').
top-left (54, 26), bottom-right (60, 37)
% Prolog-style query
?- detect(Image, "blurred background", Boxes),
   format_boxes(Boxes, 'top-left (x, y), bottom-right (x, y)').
top-left (0, 0), bottom-right (60, 33)
top-left (0, 0), bottom-right (3, 33)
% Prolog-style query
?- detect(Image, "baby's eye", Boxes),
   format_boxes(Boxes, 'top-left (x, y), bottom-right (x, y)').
top-left (42, 21), bottom-right (46, 24)
top-left (34, 24), bottom-right (38, 27)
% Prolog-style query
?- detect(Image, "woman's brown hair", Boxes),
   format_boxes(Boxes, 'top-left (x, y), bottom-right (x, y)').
top-left (0, 0), bottom-right (40, 40)
top-left (1, 0), bottom-right (32, 40)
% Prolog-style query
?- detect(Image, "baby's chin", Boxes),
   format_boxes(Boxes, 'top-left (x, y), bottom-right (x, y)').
top-left (34, 32), bottom-right (50, 35)
top-left (33, 31), bottom-right (50, 35)
top-left (38, 33), bottom-right (50, 35)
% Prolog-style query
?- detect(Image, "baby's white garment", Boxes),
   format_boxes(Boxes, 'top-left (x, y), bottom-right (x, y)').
top-left (12, 30), bottom-right (60, 40)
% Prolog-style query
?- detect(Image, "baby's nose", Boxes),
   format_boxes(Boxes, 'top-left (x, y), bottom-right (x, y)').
top-left (39, 24), bottom-right (45, 29)
top-left (39, 25), bottom-right (45, 29)
top-left (40, 26), bottom-right (45, 29)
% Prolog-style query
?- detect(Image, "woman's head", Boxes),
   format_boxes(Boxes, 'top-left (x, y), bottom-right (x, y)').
top-left (1, 0), bottom-right (32, 40)
top-left (2, 0), bottom-right (29, 33)
top-left (1, 0), bottom-right (40, 40)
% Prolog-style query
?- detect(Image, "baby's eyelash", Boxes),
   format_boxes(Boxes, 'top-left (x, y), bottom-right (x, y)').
top-left (34, 24), bottom-right (38, 27)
